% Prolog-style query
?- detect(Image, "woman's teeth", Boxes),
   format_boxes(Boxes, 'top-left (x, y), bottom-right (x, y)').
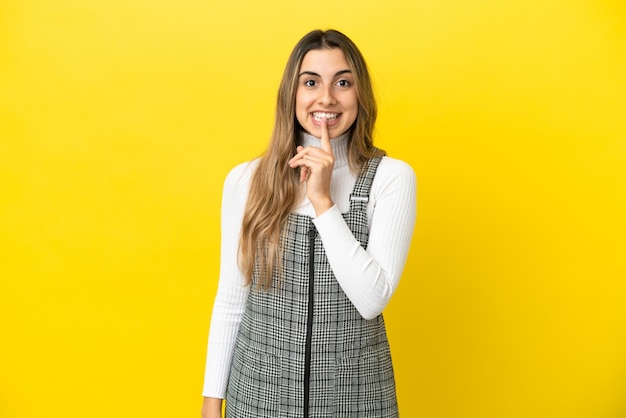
top-left (312, 112), bottom-right (339, 122)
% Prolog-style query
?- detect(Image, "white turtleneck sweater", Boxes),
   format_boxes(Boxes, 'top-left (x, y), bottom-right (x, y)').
top-left (202, 132), bottom-right (416, 398)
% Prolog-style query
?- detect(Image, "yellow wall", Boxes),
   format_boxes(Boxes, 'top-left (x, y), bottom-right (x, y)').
top-left (1, 1), bottom-right (625, 417)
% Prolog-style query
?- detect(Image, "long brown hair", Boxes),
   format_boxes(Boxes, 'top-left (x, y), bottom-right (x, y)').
top-left (239, 29), bottom-right (385, 288)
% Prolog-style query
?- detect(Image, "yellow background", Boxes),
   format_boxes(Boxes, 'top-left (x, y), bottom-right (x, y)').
top-left (1, 0), bottom-right (625, 417)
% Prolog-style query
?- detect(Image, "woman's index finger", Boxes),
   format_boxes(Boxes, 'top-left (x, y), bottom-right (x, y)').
top-left (320, 118), bottom-right (332, 154)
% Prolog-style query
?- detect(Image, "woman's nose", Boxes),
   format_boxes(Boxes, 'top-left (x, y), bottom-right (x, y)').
top-left (317, 85), bottom-right (336, 106)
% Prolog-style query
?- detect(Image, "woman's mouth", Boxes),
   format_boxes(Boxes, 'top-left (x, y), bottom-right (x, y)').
top-left (311, 112), bottom-right (340, 123)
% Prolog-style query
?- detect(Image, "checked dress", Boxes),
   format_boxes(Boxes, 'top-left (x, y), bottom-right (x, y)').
top-left (225, 156), bottom-right (399, 418)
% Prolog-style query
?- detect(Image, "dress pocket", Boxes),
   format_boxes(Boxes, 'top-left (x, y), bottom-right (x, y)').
top-left (226, 351), bottom-right (281, 417)
top-left (333, 348), bottom-right (398, 417)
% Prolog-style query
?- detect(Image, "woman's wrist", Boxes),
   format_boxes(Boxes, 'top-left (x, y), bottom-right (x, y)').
top-left (313, 197), bottom-right (334, 217)
top-left (201, 397), bottom-right (223, 417)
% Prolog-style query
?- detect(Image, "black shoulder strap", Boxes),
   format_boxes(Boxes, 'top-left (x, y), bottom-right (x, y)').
top-left (349, 155), bottom-right (383, 213)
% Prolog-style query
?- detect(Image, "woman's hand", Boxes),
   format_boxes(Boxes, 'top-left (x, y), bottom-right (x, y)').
top-left (201, 397), bottom-right (222, 418)
top-left (288, 118), bottom-right (335, 216)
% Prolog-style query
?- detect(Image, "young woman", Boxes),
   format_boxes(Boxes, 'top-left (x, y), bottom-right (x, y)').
top-left (201, 29), bottom-right (416, 418)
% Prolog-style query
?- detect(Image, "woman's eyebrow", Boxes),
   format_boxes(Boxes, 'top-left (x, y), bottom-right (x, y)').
top-left (298, 69), bottom-right (353, 78)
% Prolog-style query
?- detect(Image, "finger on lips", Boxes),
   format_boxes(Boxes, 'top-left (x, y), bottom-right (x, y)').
top-left (288, 117), bottom-right (333, 169)
top-left (320, 118), bottom-right (332, 154)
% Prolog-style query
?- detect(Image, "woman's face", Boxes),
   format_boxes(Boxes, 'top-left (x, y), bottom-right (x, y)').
top-left (295, 48), bottom-right (358, 139)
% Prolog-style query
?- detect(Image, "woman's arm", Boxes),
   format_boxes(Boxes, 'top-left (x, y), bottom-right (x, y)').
top-left (312, 158), bottom-right (417, 319)
top-left (202, 162), bottom-right (254, 398)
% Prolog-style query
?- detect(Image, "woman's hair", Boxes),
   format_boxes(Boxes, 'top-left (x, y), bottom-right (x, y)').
top-left (239, 29), bottom-right (385, 288)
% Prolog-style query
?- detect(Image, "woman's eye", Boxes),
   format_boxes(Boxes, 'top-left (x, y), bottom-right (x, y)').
top-left (304, 79), bottom-right (317, 87)
top-left (337, 79), bottom-right (351, 87)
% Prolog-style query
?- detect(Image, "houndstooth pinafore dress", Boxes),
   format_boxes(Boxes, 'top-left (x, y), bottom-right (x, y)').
top-left (225, 157), bottom-right (398, 418)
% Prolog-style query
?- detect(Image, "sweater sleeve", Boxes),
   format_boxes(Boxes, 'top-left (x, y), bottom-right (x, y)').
top-left (312, 157), bottom-right (417, 320)
top-left (202, 161), bottom-right (254, 398)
